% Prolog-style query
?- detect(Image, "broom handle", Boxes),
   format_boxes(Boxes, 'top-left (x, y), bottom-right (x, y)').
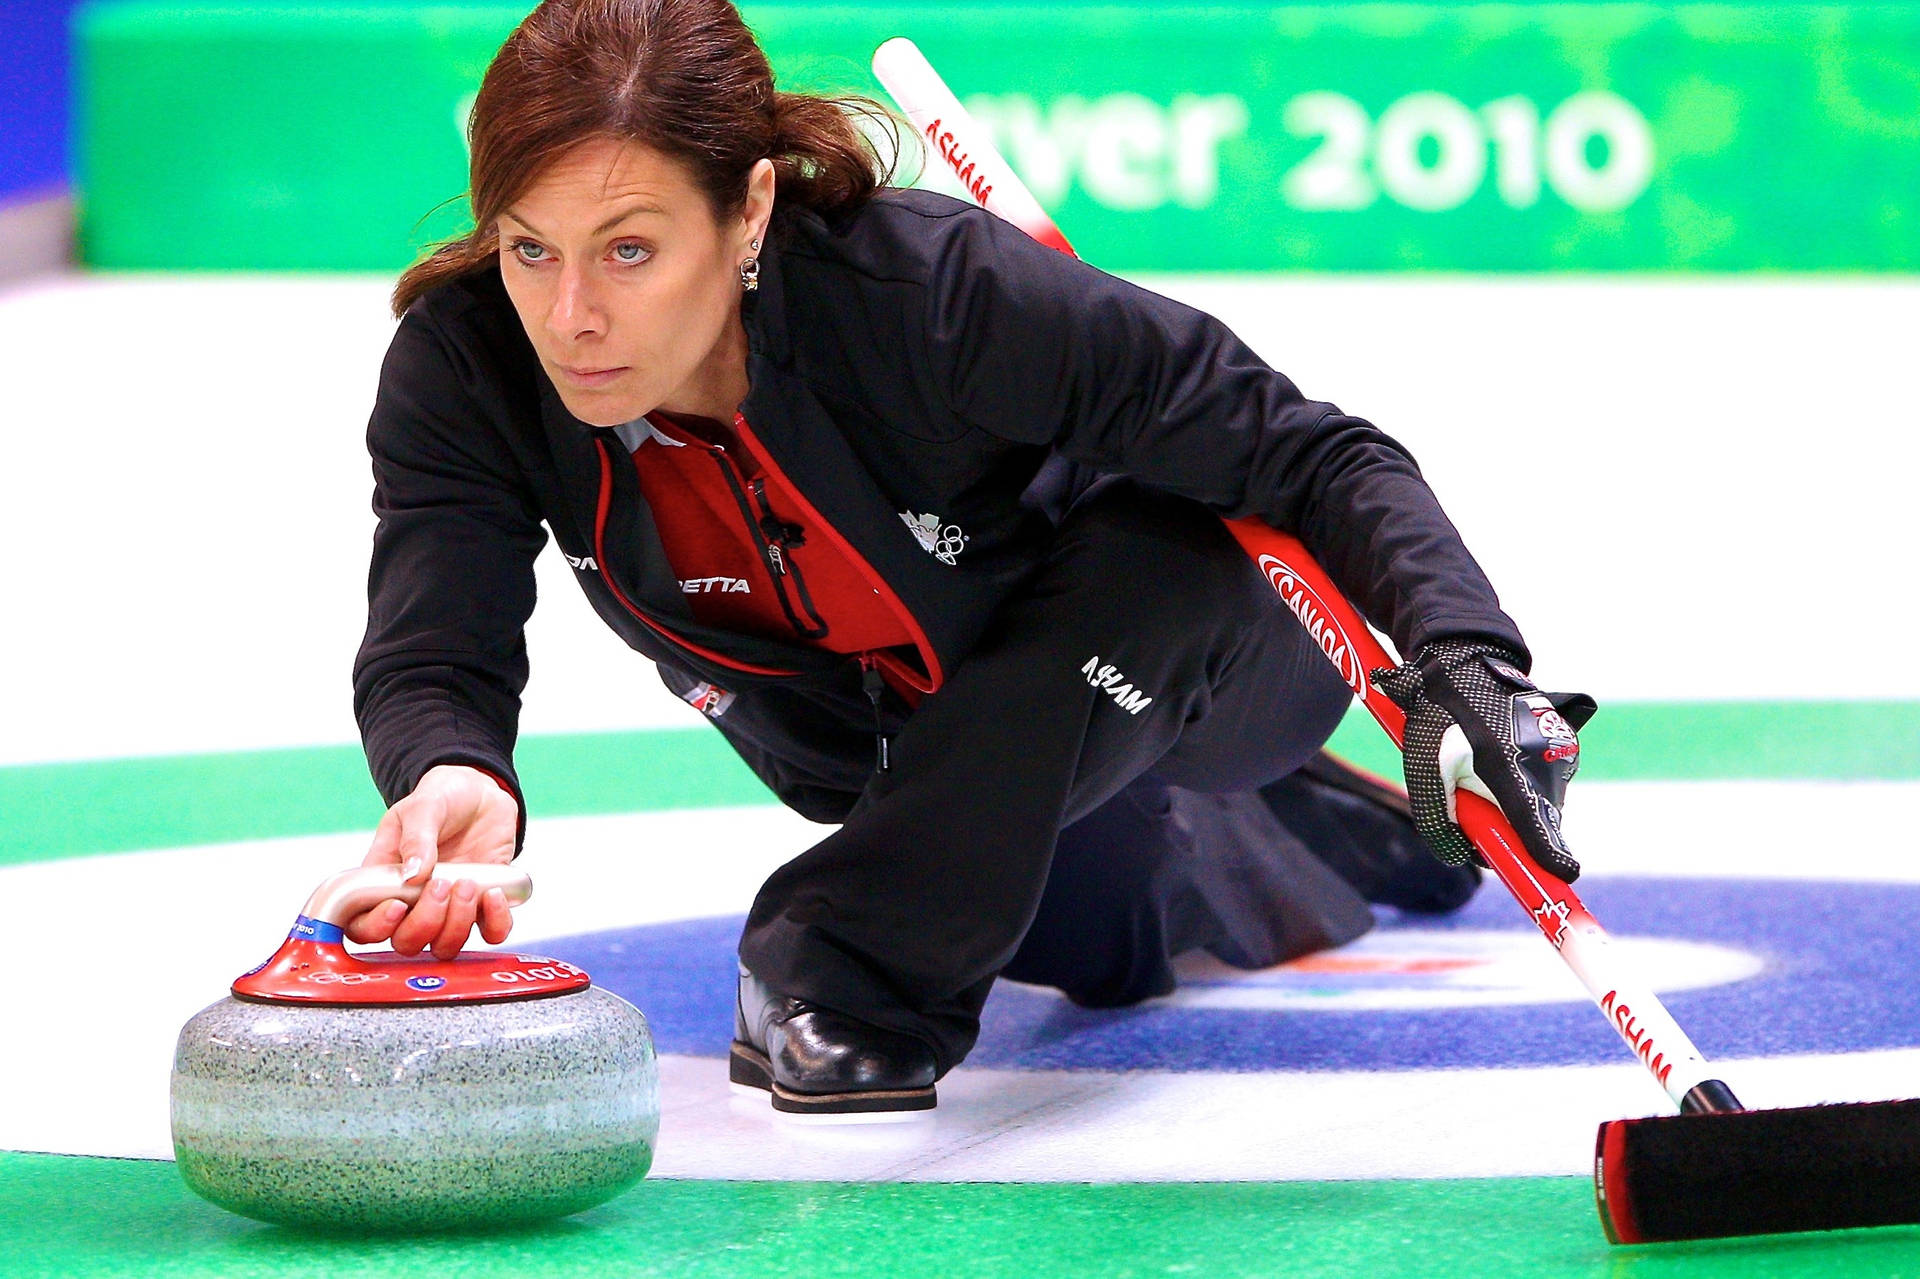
top-left (1221, 522), bottom-right (1712, 1108)
top-left (874, 36), bottom-right (1715, 1111)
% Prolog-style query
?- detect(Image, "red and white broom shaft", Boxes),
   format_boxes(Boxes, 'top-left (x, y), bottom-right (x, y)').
top-left (1220, 526), bottom-right (1713, 1109)
top-left (873, 36), bottom-right (1713, 1110)
top-left (873, 39), bottom-right (1077, 257)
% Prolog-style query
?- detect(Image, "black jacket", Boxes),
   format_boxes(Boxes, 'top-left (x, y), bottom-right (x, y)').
top-left (354, 189), bottom-right (1524, 831)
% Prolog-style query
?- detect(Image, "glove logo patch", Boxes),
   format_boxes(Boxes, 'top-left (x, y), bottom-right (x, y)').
top-left (1515, 692), bottom-right (1581, 767)
top-left (1258, 555), bottom-right (1368, 697)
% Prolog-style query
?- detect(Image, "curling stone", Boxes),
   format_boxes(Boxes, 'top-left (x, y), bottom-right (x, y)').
top-left (170, 862), bottom-right (658, 1231)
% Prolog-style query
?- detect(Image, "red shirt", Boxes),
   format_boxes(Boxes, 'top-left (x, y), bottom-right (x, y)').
top-left (628, 410), bottom-right (930, 703)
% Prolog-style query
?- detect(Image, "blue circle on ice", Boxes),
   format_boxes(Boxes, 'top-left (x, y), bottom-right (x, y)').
top-left (539, 877), bottom-right (1913, 1073)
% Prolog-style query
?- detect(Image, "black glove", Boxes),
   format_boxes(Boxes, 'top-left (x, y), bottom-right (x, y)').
top-left (1370, 640), bottom-right (1597, 881)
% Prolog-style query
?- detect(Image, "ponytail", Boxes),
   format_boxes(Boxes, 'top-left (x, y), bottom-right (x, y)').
top-left (768, 93), bottom-right (897, 223)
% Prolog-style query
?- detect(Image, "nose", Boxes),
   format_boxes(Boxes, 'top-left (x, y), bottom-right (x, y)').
top-left (546, 261), bottom-right (605, 342)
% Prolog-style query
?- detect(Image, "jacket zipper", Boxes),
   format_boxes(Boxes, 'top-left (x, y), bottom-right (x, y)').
top-left (705, 446), bottom-right (829, 641)
top-left (597, 415), bottom-right (944, 775)
top-left (751, 477), bottom-right (830, 634)
top-left (731, 411), bottom-right (949, 774)
top-left (592, 436), bottom-right (799, 678)
top-left (858, 654), bottom-right (890, 772)
top-left (729, 412), bottom-right (945, 696)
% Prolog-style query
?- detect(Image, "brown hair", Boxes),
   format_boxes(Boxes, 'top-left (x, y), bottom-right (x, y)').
top-left (391, 0), bottom-right (896, 317)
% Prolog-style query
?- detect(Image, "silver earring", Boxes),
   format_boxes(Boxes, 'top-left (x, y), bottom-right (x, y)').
top-left (751, 237), bottom-right (761, 251)
top-left (739, 257), bottom-right (760, 292)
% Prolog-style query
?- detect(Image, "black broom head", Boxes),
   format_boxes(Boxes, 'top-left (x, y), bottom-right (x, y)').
top-left (1596, 1097), bottom-right (1920, 1244)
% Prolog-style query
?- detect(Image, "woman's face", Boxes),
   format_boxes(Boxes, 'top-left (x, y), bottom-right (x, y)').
top-left (495, 136), bottom-right (773, 427)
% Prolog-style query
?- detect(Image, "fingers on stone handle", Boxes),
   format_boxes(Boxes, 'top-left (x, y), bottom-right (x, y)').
top-left (363, 808), bottom-right (404, 868)
top-left (478, 887), bottom-right (513, 945)
top-left (391, 875), bottom-right (453, 955)
top-left (432, 879), bottom-right (483, 960)
top-left (398, 795), bottom-right (450, 882)
top-left (344, 899), bottom-right (408, 944)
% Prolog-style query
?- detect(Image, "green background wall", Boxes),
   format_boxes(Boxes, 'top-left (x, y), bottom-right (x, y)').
top-left (76, 1), bottom-right (1920, 271)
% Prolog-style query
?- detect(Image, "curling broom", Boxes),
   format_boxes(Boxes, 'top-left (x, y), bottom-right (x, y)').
top-left (871, 34), bottom-right (1920, 1245)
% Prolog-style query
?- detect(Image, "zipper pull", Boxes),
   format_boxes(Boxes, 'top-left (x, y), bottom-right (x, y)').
top-left (751, 479), bottom-right (808, 548)
top-left (766, 543), bottom-right (786, 576)
top-left (761, 513), bottom-right (803, 547)
top-left (860, 655), bottom-right (891, 773)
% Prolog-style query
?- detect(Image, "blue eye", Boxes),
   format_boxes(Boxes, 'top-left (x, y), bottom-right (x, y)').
top-left (509, 239), bottom-right (548, 264)
top-left (613, 242), bottom-right (650, 263)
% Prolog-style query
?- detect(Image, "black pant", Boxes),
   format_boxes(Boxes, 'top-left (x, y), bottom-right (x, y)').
top-left (734, 483), bottom-right (1363, 1075)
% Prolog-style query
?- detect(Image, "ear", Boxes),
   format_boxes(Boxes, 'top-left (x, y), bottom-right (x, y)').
top-left (739, 158), bottom-right (776, 252)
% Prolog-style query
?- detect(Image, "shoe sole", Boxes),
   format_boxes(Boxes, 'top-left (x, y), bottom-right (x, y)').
top-left (1301, 748), bottom-right (1488, 894)
top-left (1300, 749), bottom-right (1412, 817)
top-left (728, 1041), bottom-right (937, 1116)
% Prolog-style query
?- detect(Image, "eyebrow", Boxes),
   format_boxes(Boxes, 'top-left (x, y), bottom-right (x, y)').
top-left (499, 201), bottom-right (667, 241)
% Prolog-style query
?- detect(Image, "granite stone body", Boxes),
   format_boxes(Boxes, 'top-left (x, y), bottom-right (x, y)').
top-left (170, 986), bottom-right (658, 1231)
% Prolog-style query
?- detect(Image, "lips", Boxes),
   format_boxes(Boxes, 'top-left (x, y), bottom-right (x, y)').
top-left (557, 364), bottom-right (629, 387)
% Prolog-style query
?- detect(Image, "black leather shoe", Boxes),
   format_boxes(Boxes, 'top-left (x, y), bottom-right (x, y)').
top-left (1262, 750), bottom-right (1483, 914)
top-left (730, 967), bottom-right (938, 1115)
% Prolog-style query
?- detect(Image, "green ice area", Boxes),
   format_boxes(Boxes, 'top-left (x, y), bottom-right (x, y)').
top-left (10, 1151), bottom-right (1920, 1279)
top-left (6, 700), bottom-right (1918, 866)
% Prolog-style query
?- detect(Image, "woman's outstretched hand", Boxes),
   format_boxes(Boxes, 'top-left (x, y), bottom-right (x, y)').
top-left (1371, 641), bottom-right (1596, 883)
top-left (344, 763), bottom-right (520, 959)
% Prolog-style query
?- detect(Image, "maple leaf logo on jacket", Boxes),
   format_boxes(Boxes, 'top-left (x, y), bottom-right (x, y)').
top-left (900, 511), bottom-right (968, 565)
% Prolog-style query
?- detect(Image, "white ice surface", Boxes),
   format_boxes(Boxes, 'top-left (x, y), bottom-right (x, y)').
top-left (4, 782), bottom-right (1914, 1178)
top-left (649, 1047), bottom-right (1920, 1182)
top-left (4, 270), bottom-right (1915, 1182)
